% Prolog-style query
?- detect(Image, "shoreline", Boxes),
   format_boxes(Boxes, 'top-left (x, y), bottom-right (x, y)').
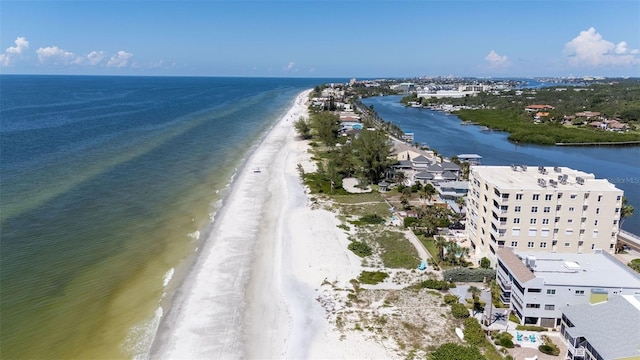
top-left (148, 90), bottom-right (313, 359)
top-left (150, 89), bottom-right (393, 359)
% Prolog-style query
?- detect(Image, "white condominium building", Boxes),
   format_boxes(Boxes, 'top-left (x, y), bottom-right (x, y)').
top-left (466, 165), bottom-right (623, 261)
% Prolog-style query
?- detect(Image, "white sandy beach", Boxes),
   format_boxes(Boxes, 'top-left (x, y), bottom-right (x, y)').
top-left (151, 90), bottom-right (391, 359)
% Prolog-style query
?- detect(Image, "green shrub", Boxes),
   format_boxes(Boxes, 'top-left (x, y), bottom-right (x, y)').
top-left (629, 258), bottom-right (640, 273)
top-left (498, 337), bottom-right (514, 348)
top-left (462, 318), bottom-right (484, 345)
top-left (443, 294), bottom-right (459, 305)
top-left (480, 257), bottom-right (491, 269)
top-left (451, 303), bottom-right (470, 318)
top-left (348, 241), bottom-right (372, 257)
top-left (359, 213), bottom-right (385, 224)
top-left (420, 279), bottom-right (451, 290)
top-left (430, 343), bottom-right (486, 360)
top-left (516, 325), bottom-right (546, 332)
top-left (538, 344), bottom-right (560, 356)
top-left (442, 267), bottom-right (496, 282)
top-left (357, 271), bottom-right (389, 285)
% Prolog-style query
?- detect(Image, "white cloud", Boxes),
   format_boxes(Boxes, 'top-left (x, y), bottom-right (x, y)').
top-left (86, 51), bottom-right (106, 65)
top-left (485, 50), bottom-right (510, 67)
top-left (36, 46), bottom-right (79, 65)
top-left (564, 27), bottom-right (639, 67)
top-left (107, 50), bottom-right (133, 68)
top-left (0, 36), bottom-right (30, 66)
top-left (283, 61), bottom-right (296, 72)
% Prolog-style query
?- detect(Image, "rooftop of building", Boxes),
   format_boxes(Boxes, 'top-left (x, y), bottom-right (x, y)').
top-left (498, 249), bottom-right (640, 288)
top-left (563, 295), bottom-right (640, 360)
top-left (470, 165), bottom-right (621, 193)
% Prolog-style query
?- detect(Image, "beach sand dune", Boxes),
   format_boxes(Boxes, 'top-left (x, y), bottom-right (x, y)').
top-left (151, 90), bottom-right (391, 359)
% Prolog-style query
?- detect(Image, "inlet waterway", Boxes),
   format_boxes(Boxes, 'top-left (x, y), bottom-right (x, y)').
top-left (361, 95), bottom-right (640, 236)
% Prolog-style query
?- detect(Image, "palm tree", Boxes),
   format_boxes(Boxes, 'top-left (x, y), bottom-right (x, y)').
top-left (435, 236), bottom-right (448, 263)
top-left (621, 196), bottom-right (635, 227)
top-left (395, 171), bottom-right (407, 186)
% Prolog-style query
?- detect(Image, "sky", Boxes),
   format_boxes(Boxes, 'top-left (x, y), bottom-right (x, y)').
top-left (1, 1), bottom-right (639, 78)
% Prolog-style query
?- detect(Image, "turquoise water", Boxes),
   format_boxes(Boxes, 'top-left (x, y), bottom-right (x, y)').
top-left (362, 95), bottom-right (640, 235)
top-left (0, 76), bottom-right (339, 359)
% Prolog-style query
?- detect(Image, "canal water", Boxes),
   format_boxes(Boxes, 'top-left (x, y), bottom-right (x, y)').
top-left (361, 95), bottom-right (640, 235)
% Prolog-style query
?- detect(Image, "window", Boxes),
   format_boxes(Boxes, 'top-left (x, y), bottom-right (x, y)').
top-left (596, 208), bottom-right (600, 214)
top-left (512, 228), bottom-right (520, 236)
top-left (531, 206), bottom-right (538, 213)
top-left (575, 290), bottom-right (585, 295)
top-left (527, 288), bottom-right (542, 293)
top-left (546, 289), bottom-right (556, 295)
top-left (597, 195), bottom-right (602, 202)
top-left (580, 229), bottom-right (585, 235)
top-left (541, 230), bottom-right (549, 238)
top-left (530, 218), bottom-right (537, 224)
top-left (513, 218), bottom-right (520, 224)
top-left (510, 241), bottom-right (518, 247)
top-left (583, 205), bottom-right (588, 211)
top-left (516, 194), bottom-right (523, 200)
top-left (545, 194), bottom-right (553, 201)
top-left (545, 304), bottom-right (555, 310)
top-left (617, 195), bottom-right (622, 201)
top-left (565, 229), bottom-right (573, 235)
top-left (528, 229), bottom-right (537, 237)
top-left (533, 194), bottom-right (540, 201)
top-left (558, 193), bottom-right (563, 199)
top-left (570, 194), bottom-right (577, 199)
top-left (569, 207), bottom-right (575, 212)
top-left (584, 193), bottom-right (589, 199)
top-left (544, 207), bottom-right (550, 213)
top-left (527, 241), bottom-right (535, 248)
top-left (567, 219), bottom-right (573, 223)
top-left (615, 208), bottom-right (620, 213)
top-left (613, 220), bottom-right (618, 225)
top-left (591, 243), bottom-right (595, 249)
top-left (564, 242), bottom-right (571, 247)
top-left (594, 220), bottom-right (599, 226)
top-left (542, 219), bottom-right (549, 225)
top-left (515, 206), bottom-right (521, 213)
top-left (555, 217), bottom-right (560, 223)
top-left (526, 303), bottom-right (541, 309)
top-left (581, 217), bottom-right (587, 223)
top-left (540, 241), bottom-right (547, 248)
top-left (556, 205), bottom-right (561, 211)
top-left (554, 228), bottom-right (559, 234)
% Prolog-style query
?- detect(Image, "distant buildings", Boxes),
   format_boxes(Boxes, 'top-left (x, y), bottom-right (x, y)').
top-left (466, 165), bottom-right (623, 261)
top-left (496, 248), bottom-right (640, 327)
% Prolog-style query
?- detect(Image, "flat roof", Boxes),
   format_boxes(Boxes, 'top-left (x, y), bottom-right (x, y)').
top-left (470, 166), bottom-right (621, 193)
top-left (563, 295), bottom-right (640, 359)
top-left (511, 251), bottom-right (640, 288)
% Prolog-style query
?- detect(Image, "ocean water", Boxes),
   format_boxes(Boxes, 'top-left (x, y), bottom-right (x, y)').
top-left (362, 95), bottom-right (640, 235)
top-left (0, 75), bottom-right (339, 359)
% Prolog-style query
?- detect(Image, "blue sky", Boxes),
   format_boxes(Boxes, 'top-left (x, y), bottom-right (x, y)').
top-left (1, 1), bottom-right (639, 78)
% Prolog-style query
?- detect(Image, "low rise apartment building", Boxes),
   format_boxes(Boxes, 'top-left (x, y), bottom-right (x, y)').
top-left (466, 165), bottom-right (623, 261)
top-left (496, 248), bottom-right (640, 328)
top-left (561, 295), bottom-right (640, 360)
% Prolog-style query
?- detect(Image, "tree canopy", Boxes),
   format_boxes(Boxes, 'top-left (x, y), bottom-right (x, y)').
top-left (351, 129), bottom-right (394, 184)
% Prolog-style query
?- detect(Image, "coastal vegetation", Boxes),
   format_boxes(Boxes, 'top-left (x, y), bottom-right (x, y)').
top-left (454, 109), bottom-right (640, 145)
top-left (400, 80), bottom-right (640, 145)
top-left (299, 86), bottom-right (519, 359)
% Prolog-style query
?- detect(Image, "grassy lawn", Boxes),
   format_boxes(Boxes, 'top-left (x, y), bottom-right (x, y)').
top-left (418, 236), bottom-right (438, 259)
top-left (373, 230), bottom-right (420, 269)
top-left (330, 192), bottom-right (392, 219)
